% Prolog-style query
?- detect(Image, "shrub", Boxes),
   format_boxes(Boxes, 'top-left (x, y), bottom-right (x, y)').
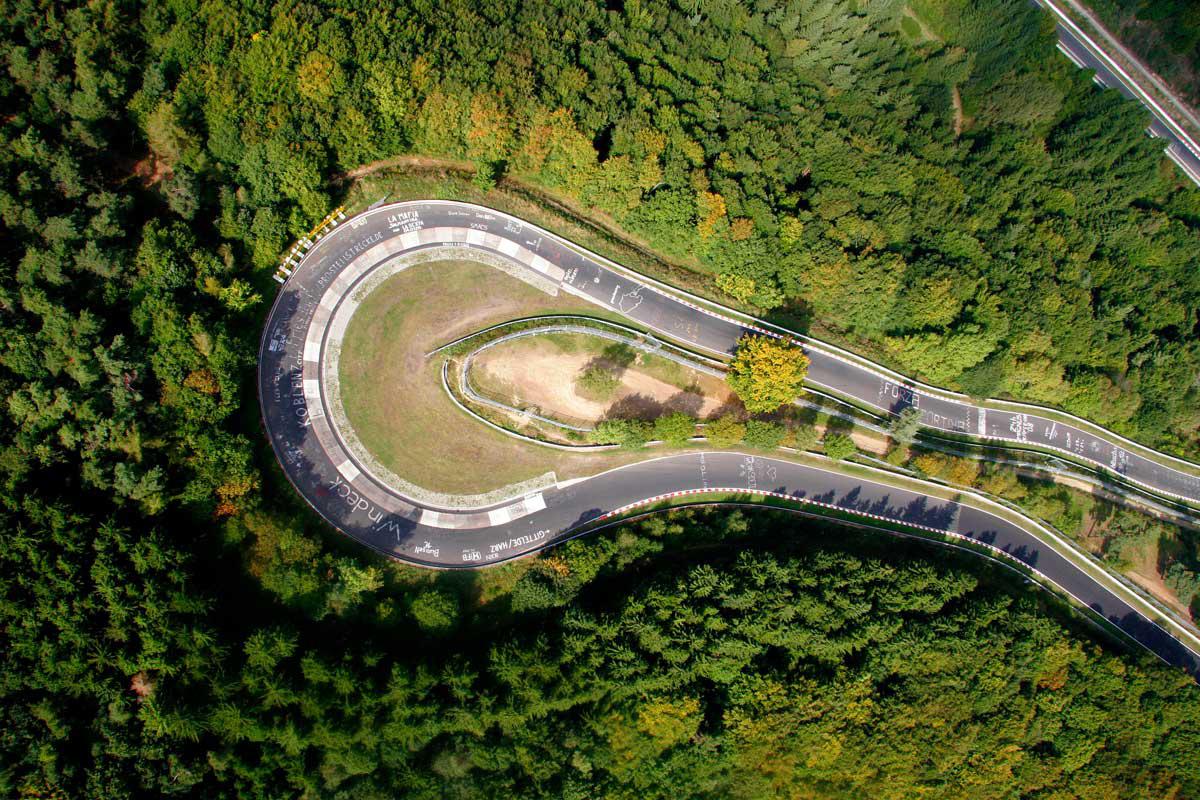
top-left (1165, 562), bottom-right (1200, 608)
top-left (977, 466), bottom-right (1028, 500)
top-left (743, 420), bottom-right (785, 450)
top-left (705, 415), bottom-right (745, 447)
top-left (592, 418), bottom-right (651, 449)
top-left (912, 452), bottom-right (980, 485)
top-left (653, 412), bottom-right (696, 446)
top-left (576, 365), bottom-right (620, 400)
top-left (823, 433), bottom-right (857, 461)
top-left (888, 407), bottom-right (923, 444)
top-left (790, 424), bottom-right (819, 451)
top-left (885, 445), bottom-right (909, 467)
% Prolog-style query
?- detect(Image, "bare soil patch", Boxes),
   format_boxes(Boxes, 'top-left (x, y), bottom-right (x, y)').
top-left (471, 336), bottom-right (733, 427)
top-left (951, 86), bottom-right (964, 136)
top-left (1128, 565), bottom-right (1193, 621)
top-left (1122, 534), bottom-right (1194, 621)
top-left (1078, 505), bottom-right (1193, 622)
top-left (336, 154), bottom-right (475, 183)
top-left (132, 154), bottom-right (171, 187)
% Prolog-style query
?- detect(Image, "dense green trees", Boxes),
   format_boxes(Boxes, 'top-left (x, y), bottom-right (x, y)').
top-left (1, 498), bottom-right (222, 794)
top-left (7, 501), bottom-right (1200, 798)
top-left (73, 0), bottom-right (1198, 457)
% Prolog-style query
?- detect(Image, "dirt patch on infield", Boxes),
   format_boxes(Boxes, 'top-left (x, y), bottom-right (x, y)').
top-left (472, 336), bottom-right (733, 426)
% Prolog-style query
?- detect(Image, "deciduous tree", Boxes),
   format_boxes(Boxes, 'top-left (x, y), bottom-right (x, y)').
top-left (727, 336), bottom-right (810, 414)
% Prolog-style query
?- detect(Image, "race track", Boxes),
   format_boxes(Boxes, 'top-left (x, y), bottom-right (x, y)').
top-left (258, 199), bottom-right (1200, 677)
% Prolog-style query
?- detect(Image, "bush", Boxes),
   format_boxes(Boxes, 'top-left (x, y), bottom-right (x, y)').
top-left (888, 407), bottom-right (923, 444)
top-left (885, 445), bottom-right (909, 467)
top-left (912, 452), bottom-right (980, 486)
top-left (977, 466), bottom-right (1028, 500)
top-left (1164, 562), bottom-right (1200, 608)
top-left (410, 589), bottom-right (460, 634)
top-left (653, 412), bottom-right (696, 446)
top-left (743, 420), bottom-right (784, 450)
top-left (789, 424), bottom-right (819, 451)
top-left (705, 415), bottom-right (746, 447)
top-left (592, 418), bottom-right (651, 449)
top-left (823, 433), bottom-right (857, 461)
top-left (576, 366), bottom-right (620, 400)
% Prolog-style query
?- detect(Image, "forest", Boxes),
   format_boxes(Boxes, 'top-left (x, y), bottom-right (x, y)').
top-left (3, 0), bottom-right (1200, 796)
top-left (105, 0), bottom-right (1200, 457)
top-left (7, 505), bottom-right (1200, 798)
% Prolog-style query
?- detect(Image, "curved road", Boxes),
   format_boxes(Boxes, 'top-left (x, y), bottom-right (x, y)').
top-left (258, 199), bottom-right (1200, 677)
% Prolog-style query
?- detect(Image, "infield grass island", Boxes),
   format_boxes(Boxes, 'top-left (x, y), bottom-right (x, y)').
top-left (337, 258), bottom-right (696, 496)
top-left (335, 255), bottom-right (875, 499)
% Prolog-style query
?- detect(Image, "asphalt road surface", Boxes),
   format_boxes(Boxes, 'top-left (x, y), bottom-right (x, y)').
top-left (258, 200), bottom-right (1200, 677)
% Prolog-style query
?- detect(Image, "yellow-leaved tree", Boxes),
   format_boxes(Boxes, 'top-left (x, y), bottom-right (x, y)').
top-left (726, 335), bottom-right (810, 413)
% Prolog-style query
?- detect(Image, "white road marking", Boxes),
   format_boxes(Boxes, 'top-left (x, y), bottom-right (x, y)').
top-left (618, 286), bottom-right (644, 314)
